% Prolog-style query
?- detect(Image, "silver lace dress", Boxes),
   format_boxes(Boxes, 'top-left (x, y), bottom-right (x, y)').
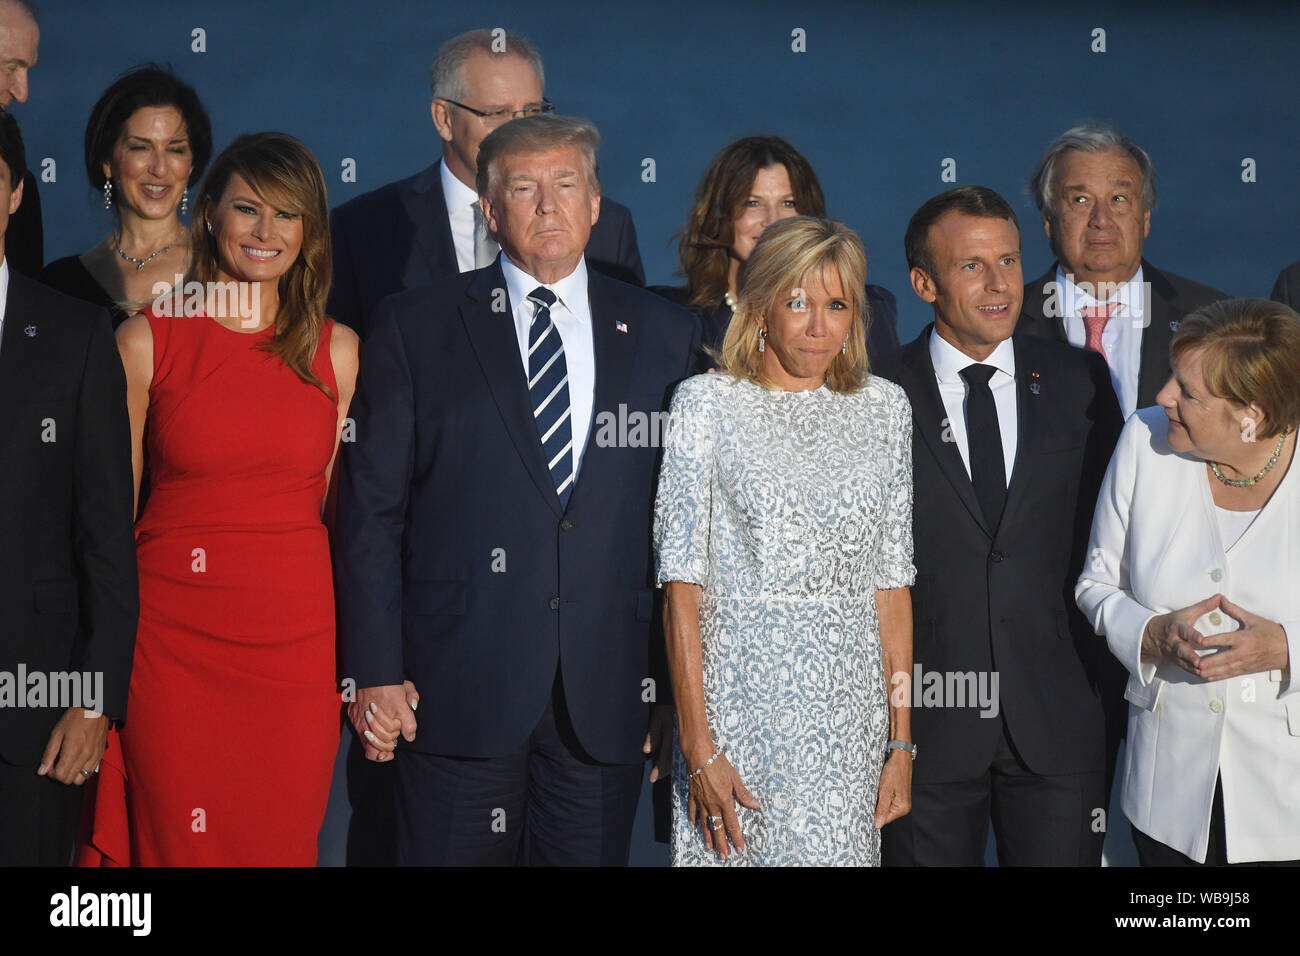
top-left (653, 373), bottom-right (915, 866)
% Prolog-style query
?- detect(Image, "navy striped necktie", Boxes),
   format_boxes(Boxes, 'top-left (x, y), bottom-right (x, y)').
top-left (526, 286), bottom-right (574, 508)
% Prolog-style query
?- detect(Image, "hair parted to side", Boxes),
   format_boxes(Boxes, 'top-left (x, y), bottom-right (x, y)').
top-left (1029, 123), bottom-right (1157, 225)
top-left (475, 113), bottom-right (600, 199)
top-left (429, 28), bottom-right (544, 100)
top-left (84, 63), bottom-right (213, 202)
top-left (717, 216), bottom-right (869, 394)
top-left (1170, 298), bottom-right (1300, 439)
top-left (186, 132), bottom-right (334, 400)
top-left (904, 185), bottom-right (1020, 289)
top-left (675, 136), bottom-right (826, 309)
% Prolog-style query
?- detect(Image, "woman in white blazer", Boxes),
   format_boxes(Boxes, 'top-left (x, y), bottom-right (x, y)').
top-left (1076, 298), bottom-right (1300, 866)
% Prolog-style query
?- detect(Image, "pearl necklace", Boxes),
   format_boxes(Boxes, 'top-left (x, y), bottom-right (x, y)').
top-left (115, 230), bottom-right (180, 272)
top-left (1210, 430), bottom-right (1289, 487)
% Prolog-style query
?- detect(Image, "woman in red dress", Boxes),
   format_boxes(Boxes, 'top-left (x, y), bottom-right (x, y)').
top-left (79, 132), bottom-right (359, 865)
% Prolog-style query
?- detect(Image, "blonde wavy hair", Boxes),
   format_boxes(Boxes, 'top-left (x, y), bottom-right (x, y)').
top-left (716, 216), bottom-right (869, 393)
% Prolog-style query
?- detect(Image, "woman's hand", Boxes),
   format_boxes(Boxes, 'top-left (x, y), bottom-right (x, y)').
top-left (1141, 594), bottom-right (1226, 675)
top-left (687, 748), bottom-right (759, 861)
top-left (1191, 596), bottom-right (1290, 681)
top-left (874, 750), bottom-right (912, 829)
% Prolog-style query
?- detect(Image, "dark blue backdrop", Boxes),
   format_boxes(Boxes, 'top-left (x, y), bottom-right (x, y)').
top-left (25, 0), bottom-right (1299, 865)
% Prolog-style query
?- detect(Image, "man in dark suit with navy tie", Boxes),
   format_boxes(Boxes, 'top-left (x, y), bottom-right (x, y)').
top-left (874, 186), bottom-right (1122, 865)
top-left (328, 27), bottom-right (644, 339)
top-left (0, 111), bottom-right (137, 865)
top-left (1017, 125), bottom-right (1224, 419)
top-left (334, 114), bottom-right (697, 865)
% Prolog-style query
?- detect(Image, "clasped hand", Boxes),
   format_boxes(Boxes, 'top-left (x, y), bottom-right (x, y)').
top-left (349, 681), bottom-right (420, 761)
top-left (1144, 593), bottom-right (1289, 681)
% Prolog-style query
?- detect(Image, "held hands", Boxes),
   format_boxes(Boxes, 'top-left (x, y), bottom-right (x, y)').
top-left (350, 680), bottom-right (419, 762)
top-left (686, 743), bottom-right (760, 861)
top-left (38, 707), bottom-right (109, 785)
top-left (874, 750), bottom-right (912, 829)
top-left (1143, 594), bottom-right (1289, 681)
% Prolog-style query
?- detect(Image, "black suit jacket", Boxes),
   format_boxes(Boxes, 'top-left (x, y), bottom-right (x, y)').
top-left (328, 161), bottom-right (646, 337)
top-left (0, 270), bottom-right (137, 765)
top-left (873, 328), bottom-right (1122, 783)
top-left (334, 259), bottom-right (699, 764)
top-left (1017, 260), bottom-right (1226, 410)
top-left (1272, 259), bottom-right (1300, 310)
top-left (8, 170), bottom-right (42, 278)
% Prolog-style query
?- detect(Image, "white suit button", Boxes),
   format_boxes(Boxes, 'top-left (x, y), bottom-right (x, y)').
top-left (1210, 699), bottom-right (1224, 714)
top-left (1209, 611), bottom-right (1223, 626)
top-left (1210, 568), bottom-right (1223, 582)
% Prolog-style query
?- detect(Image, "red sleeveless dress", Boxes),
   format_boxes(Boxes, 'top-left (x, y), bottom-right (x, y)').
top-left (78, 310), bottom-right (341, 866)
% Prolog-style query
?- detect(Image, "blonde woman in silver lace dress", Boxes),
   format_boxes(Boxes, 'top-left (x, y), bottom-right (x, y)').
top-left (654, 216), bottom-right (916, 866)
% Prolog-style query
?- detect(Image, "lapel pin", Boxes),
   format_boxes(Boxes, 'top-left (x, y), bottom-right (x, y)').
top-left (615, 321), bottom-right (628, 334)
top-left (1169, 319), bottom-right (1180, 332)
top-left (24, 323), bottom-right (36, 337)
top-left (1029, 370), bottom-right (1041, 395)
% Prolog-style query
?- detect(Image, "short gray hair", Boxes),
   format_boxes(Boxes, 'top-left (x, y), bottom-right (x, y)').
top-left (428, 28), bottom-right (544, 101)
top-left (1029, 124), bottom-right (1157, 224)
top-left (476, 114), bottom-right (601, 199)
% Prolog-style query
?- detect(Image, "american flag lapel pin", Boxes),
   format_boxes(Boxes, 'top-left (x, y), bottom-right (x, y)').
top-left (615, 320), bottom-right (628, 334)
top-left (1029, 370), bottom-right (1041, 395)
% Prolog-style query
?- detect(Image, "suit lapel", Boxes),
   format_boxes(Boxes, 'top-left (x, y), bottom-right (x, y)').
top-left (1136, 260), bottom-right (1176, 408)
top-left (403, 162), bottom-right (458, 285)
top-left (899, 328), bottom-right (994, 538)
top-left (995, 335), bottom-right (1043, 536)
top-left (1018, 264), bottom-right (1068, 342)
top-left (566, 270), bottom-right (638, 513)
top-left (459, 262), bottom-right (563, 518)
top-left (0, 274), bottom-right (44, 450)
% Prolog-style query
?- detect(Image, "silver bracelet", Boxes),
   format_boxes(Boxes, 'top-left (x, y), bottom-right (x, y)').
top-left (688, 743), bottom-right (725, 779)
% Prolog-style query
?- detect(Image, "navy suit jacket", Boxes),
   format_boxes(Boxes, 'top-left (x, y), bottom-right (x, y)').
top-left (328, 161), bottom-right (646, 337)
top-left (333, 258), bottom-right (699, 763)
top-left (1018, 260), bottom-right (1226, 410)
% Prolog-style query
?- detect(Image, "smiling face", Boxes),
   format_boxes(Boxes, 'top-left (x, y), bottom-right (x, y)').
top-left (0, 1), bottom-right (37, 108)
top-left (206, 172), bottom-right (303, 285)
top-left (912, 211), bottom-right (1022, 361)
top-left (103, 105), bottom-right (192, 222)
top-left (732, 164), bottom-right (798, 262)
top-left (761, 264), bottom-right (855, 391)
top-left (432, 50), bottom-right (544, 189)
top-left (1046, 148), bottom-right (1151, 291)
top-left (1156, 347), bottom-right (1262, 464)
top-left (479, 145), bottom-right (599, 282)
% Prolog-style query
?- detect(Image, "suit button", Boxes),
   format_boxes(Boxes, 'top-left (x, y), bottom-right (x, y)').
top-left (548, 596), bottom-right (560, 610)
top-left (560, 519), bottom-right (575, 531)
top-left (1208, 611), bottom-right (1223, 626)
top-left (1210, 699), bottom-right (1224, 714)
top-left (1210, 568), bottom-right (1223, 582)
top-left (990, 551), bottom-right (1005, 563)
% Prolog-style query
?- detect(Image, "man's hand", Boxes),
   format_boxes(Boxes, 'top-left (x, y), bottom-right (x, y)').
top-left (349, 681), bottom-right (419, 762)
top-left (643, 704), bottom-right (675, 783)
top-left (38, 707), bottom-right (109, 785)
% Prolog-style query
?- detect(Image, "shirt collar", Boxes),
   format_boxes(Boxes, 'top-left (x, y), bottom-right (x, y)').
top-left (500, 253), bottom-right (588, 318)
top-left (0, 256), bottom-right (9, 325)
top-left (439, 157), bottom-right (480, 217)
top-left (1055, 263), bottom-right (1145, 316)
top-left (929, 324), bottom-right (1016, 383)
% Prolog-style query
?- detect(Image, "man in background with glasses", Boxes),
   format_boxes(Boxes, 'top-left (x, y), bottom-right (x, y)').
top-left (328, 27), bottom-right (645, 338)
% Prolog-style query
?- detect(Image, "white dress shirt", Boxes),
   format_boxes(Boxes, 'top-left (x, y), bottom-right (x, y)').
top-left (928, 328), bottom-right (1018, 485)
top-left (501, 253), bottom-right (596, 481)
top-left (1058, 264), bottom-right (1146, 419)
top-left (0, 257), bottom-right (10, 358)
top-left (440, 159), bottom-right (482, 274)
top-left (1076, 407), bottom-right (1300, 862)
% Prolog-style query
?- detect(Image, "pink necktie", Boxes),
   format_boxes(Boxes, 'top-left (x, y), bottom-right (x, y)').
top-left (1081, 302), bottom-right (1119, 361)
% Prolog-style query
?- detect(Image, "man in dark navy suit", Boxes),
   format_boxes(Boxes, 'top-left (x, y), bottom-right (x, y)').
top-left (334, 115), bottom-right (697, 865)
top-left (328, 27), bottom-right (644, 338)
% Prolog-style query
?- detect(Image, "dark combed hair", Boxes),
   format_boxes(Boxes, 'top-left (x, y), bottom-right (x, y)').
top-left (186, 132), bottom-right (333, 399)
top-left (0, 108), bottom-right (26, 187)
top-left (904, 185), bottom-right (1020, 282)
top-left (674, 136), bottom-right (826, 309)
top-left (84, 63), bottom-right (213, 198)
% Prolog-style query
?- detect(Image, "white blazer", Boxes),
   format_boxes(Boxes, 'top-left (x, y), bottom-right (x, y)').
top-left (1076, 406), bottom-right (1300, 863)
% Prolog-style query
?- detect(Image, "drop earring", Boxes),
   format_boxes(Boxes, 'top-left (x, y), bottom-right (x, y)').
top-left (180, 187), bottom-right (189, 216)
top-left (103, 179), bottom-right (113, 209)
top-left (841, 339), bottom-right (848, 355)
top-left (758, 328), bottom-right (766, 353)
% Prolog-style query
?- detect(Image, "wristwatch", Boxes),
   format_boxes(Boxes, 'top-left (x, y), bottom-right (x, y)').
top-left (887, 739), bottom-right (917, 760)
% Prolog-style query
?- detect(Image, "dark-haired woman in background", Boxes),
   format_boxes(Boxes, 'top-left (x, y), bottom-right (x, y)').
top-left (77, 133), bottom-right (359, 865)
top-left (652, 136), bottom-right (899, 371)
top-left (39, 64), bottom-right (211, 327)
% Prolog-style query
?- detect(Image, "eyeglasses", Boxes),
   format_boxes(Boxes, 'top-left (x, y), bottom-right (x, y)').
top-left (441, 98), bottom-right (555, 123)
